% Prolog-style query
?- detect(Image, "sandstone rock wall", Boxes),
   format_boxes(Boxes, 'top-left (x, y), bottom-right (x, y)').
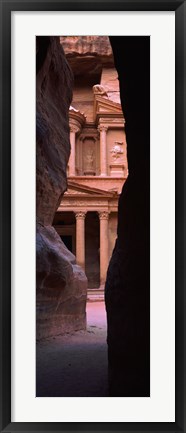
top-left (60, 36), bottom-right (114, 76)
top-left (36, 37), bottom-right (87, 339)
top-left (105, 37), bottom-right (150, 396)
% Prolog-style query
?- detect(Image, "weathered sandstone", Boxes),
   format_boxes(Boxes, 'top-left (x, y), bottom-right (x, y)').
top-left (60, 36), bottom-right (121, 115)
top-left (60, 36), bottom-right (114, 76)
top-left (36, 36), bottom-right (87, 339)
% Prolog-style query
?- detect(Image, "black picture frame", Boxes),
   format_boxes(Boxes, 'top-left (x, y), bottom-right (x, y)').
top-left (0, 0), bottom-right (185, 432)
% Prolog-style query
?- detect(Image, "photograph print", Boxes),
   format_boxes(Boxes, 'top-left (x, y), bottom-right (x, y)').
top-left (36, 35), bottom-right (150, 397)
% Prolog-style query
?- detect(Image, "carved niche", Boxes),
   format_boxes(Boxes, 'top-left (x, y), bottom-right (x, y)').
top-left (76, 132), bottom-right (100, 176)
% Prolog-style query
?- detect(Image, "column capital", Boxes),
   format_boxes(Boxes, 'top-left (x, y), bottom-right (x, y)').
top-left (75, 211), bottom-right (87, 220)
top-left (98, 211), bottom-right (109, 220)
top-left (98, 124), bottom-right (108, 133)
top-left (70, 124), bottom-right (80, 134)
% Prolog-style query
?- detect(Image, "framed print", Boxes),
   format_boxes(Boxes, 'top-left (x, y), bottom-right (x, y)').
top-left (0, 0), bottom-right (185, 432)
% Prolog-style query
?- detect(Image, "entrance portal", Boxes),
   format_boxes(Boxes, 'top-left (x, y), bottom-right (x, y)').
top-left (53, 211), bottom-right (76, 255)
top-left (85, 212), bottom-right (100, 288)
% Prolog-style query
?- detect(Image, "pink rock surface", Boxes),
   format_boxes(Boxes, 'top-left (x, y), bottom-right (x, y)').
top-left (60, 36), bottom-right (114, 76)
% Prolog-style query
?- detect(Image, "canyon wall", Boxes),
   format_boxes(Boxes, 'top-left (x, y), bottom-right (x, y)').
top-left (105, 37), bottom-right (150, 396)
top-left (60, 36), bottom-right (114, 75)
top-left (36, 37), bottom-right (87, 339)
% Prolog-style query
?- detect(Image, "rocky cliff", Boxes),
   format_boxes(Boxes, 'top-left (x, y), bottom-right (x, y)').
top-left (60, 36), bottom-right (114, 76)
top-left (36, 37), bottom-right (87, 339)
top-left (105, 37), bottom-right (150, 396)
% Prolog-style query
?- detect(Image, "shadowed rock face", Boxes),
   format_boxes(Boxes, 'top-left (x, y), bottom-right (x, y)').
top-left (36, 37), bottom-right (87, 339)
top-left (105, 37), bottom-right (150, 396)
top-left (36, 36), bottom-right (72, 226)
top-left (60, 36), bottom-right (114, 76)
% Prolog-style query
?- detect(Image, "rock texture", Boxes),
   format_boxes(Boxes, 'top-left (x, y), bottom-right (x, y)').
top-left (36, 37), bottom-right (87, 339)
top-left (60, 36), bottom-right (121, 115)
top-left (105, 37), bottom-right (150, 396)
top-left (60, 36), bottom-right (114, 76)
top-left (36, 36), bottom-right (72, 225)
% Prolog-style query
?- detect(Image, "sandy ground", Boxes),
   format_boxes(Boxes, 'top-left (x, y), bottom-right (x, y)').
top-left (36, 301), bottom-right (109, 397)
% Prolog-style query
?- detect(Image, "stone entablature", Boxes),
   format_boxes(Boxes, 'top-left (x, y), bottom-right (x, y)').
top-left (59, 200), bottom-right (118, 213)
top-left (60, 205), bottom-right (118, 213)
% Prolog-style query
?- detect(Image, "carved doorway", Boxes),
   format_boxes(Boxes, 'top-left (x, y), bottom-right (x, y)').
top-left (85, 211), bottom-right (100, 288)
top-left (53, 211), bottom-right (76, 255)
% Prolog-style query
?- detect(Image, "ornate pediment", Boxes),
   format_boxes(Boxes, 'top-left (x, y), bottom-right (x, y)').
top-left (64, 181), bottom-right (117, 198)
top-left (93, 94), bottom-right (124, 124)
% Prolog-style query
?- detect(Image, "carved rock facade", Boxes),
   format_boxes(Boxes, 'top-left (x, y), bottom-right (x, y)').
top-left (54, 37), bottom-right (128, 289)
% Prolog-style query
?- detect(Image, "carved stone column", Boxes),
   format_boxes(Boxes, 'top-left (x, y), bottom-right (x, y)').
top-left (69, 125), bottom-right (79, 176)
top-left (75, 211), bottom-right (86, 269)
top-left (99, 211), bottom-right (109, 286)
top-left (98, 125), bottom-right (108, 176)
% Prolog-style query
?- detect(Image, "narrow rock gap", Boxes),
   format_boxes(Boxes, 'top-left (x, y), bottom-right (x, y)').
top-left (36, 36), bottom-right (150, 398)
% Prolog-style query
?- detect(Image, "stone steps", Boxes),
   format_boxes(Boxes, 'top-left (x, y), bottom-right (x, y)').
top-left (87, 288), bottom-right (104, 302)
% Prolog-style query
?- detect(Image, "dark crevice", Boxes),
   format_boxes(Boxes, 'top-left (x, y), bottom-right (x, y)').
top-left (36, 36), bottom-right (50, 74)
top-left (105, 36), bottom-right (150, 396)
